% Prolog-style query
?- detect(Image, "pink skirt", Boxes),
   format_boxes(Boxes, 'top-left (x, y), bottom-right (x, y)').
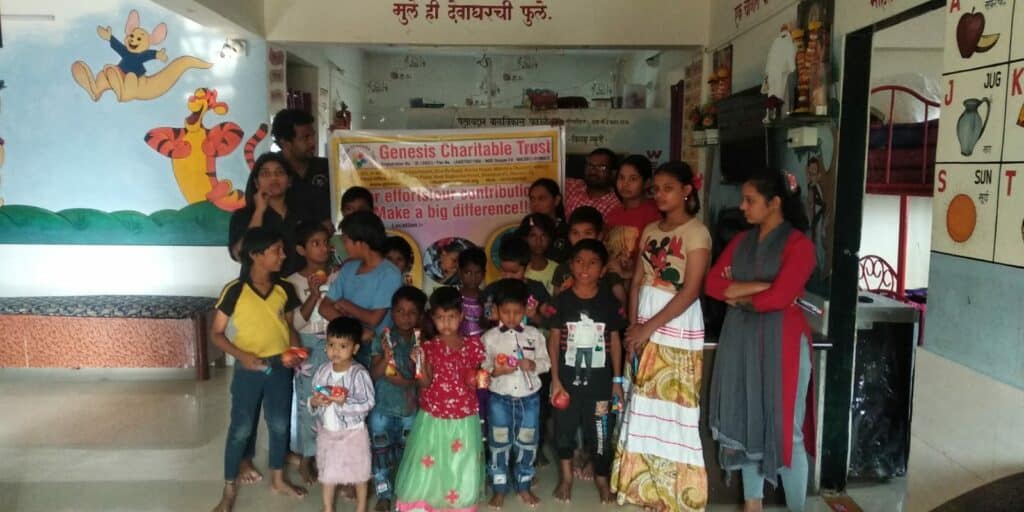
top-left (317, 424), bottom-right (371, 484)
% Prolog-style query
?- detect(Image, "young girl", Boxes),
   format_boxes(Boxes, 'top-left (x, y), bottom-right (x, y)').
top-left (604, 155), bottom-right (662, 290)
top-left (384, 235), bottom-right (416, 286)
top-left (286, 221), bottom-right (338, 485)
top-left (394, 287), bottom-right (486, 512)
top-left (529, 178), bottom-right (570, 263)
top-left (458, 247), bottom-right (487, 338)
top-left (705, 169), bottom-right (816, 512)
top-left (310, 317), bottom-right (376, 512)
top-left (612, 161), bottom-right (711, 512)
top-left (518, 213), bottom-right (558, 296)
top-left (211, 227), bottom-right (307, 512)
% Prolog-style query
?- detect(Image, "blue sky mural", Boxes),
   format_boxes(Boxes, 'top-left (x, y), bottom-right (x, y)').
top-left (0, 0), bottom-right (268, 244)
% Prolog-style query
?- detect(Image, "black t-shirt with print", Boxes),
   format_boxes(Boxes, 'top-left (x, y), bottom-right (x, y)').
top-left (547, 287), bottom-right (625, 399)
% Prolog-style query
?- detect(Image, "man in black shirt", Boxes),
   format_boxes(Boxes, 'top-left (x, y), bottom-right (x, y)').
top-left (272, 108), bottom-right (332, 227)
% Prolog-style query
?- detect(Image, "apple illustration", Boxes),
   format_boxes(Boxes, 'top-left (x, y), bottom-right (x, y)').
top-left (957, 9), bottom-right (1000, 58)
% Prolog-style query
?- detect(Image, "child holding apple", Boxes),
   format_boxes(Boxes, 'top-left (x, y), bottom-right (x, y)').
top-left (481, 278), bottom-right (551, 508)
top-left (309, 317), bottom-right (376, 512)
top-left (211, 227), bottom-right (307, 512)
top-left (285, 221), bottom-right (339, 485)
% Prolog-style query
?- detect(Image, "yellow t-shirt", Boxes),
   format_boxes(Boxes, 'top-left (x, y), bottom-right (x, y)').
top-left (525, 259), bottom-right (558, 296)
top-left (640, 218), bottom-right (712, 293)
top-left (216, 278), bottom-right (300, 358)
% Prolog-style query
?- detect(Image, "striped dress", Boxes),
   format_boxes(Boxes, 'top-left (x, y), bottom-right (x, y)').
top-left (612, 218), bottom-right (711, 512)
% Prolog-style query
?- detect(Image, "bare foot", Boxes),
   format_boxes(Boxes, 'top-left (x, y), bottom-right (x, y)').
top-left (271, 470), bottom-right (307, 499)
top-left (298, 457), bottom-right (317, 486)
top-left (488, 493), bottom-right (505, 509)
top-left (595, 476), bottom-right (613, 504)
top-left (237, 459), bottom-right (263, 485)
top-left (517, 490), bottom-right (541, 508)
top-left (553, 479), bottom-right (572, 503)
top-left (211, 481), bottom-right (236, 512)
top-left (575, 462), bottom-right (594, 481)
top-left (374, 499), bottom-right (391, 512)
top-left (743, 500), bottom-right (764, 512)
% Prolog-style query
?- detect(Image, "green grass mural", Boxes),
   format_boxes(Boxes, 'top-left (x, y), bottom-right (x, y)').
top-left (0, 201), bottom-right (230, 246)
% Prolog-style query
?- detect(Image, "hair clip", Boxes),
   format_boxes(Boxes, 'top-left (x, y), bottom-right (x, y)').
top-left (528, 216), bottom-right (535, 227)
top-left (691, 173), bottom-right (704, 191)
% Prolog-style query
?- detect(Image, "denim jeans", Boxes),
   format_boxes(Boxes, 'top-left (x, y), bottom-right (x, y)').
top-left (369, 409), bottom-right (416, 500)
top-left (488, 392), bottom-right (540, 494)
top-left (224, 358), bottom-right (293, 481)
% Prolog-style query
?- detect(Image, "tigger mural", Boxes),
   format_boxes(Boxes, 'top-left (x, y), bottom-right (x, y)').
top-left (145, 88), bottom-right (267, 212)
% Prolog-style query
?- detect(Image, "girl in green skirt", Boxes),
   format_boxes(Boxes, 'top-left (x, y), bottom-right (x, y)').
top-left (395, 287), bottom-right (486, 512)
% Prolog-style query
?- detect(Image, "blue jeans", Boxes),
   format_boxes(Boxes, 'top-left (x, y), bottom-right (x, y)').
top-left (224, 358), bottom-right (293, 481)
top-left (741, 340), bottom-right (812, 511)
top-left (369, 409), bottom-right (416, 500)
top-left (488, 392), bottom-right (540, 494)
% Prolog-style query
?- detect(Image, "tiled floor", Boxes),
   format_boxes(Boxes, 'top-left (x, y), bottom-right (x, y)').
top-left (0, 348), bottom-right (1020, 511)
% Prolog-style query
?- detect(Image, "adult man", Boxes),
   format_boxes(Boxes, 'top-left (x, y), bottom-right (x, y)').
top-left (563, 148), bottom-right (621, 219)
top-left (272, 108), bottom-right (332, 227)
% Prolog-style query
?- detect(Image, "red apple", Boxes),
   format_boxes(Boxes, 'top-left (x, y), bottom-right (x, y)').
top-left (957, 9), bottom-right (985, 59)
top-left (551, 390), bottom-right (571, 410)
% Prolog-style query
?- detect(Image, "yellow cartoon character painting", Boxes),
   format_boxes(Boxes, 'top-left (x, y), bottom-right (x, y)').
top-left (145, 88), bottom-right (268, 211)
top-left (70, 10), bottom-right (212, 102)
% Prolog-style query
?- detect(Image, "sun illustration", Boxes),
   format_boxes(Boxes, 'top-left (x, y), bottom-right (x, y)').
top-left (946, 193), bottom-right (977, 243)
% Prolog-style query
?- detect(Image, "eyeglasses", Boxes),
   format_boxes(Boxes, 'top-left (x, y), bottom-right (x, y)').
top-left (585, 163), bottom-right (610, 172)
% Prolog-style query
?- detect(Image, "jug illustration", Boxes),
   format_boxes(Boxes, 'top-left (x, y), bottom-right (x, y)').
top-left (957, 97), bottom-right (990, 157)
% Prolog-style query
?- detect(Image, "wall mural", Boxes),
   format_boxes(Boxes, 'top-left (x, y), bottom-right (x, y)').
top-left (0, 1), bottom-right (268, 245)
top-left (70, 10), bottom-right (212, 102)
top-left (145, 88), bottom-right (267, 212)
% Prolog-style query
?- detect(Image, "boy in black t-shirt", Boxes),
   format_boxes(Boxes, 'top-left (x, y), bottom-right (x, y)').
top-left (547, 239), bottom-right (624, 504)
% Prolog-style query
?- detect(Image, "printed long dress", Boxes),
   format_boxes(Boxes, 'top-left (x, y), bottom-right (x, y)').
top-left (394, 336), bottom-right (486, 512)
top-left (612, 219), bottom-right (711, 512)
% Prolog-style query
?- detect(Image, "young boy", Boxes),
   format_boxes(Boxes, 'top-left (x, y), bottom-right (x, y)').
top-left (483, 236), bottom-right (551, 328)
top-left (547, 239), bottom-right (625, 504)
top-left (482, 279), bottom-right (551, 508)
top-left (211, 227), bottom-right (307, 512)
top-left (551, 206), bottom-right (627, 305)
top-left (320, 211), bottom-right (403, 367)
top-left (368, 286), bottom-right (427, 512)
top-left (384, 235), bottom-right (415, 286)
top-left (332, 186), bottom-right (376, 265)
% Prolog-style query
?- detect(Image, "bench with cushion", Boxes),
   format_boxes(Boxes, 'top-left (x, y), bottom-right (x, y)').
top-left (0, 295), bottom-right (216, 380)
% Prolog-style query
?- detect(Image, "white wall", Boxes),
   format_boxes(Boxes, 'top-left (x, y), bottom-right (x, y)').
top-left (0, 246), bottom-right (239, 297)
top-left (860, 195), bottom-right (933, 289)
top-left (363, 52), bottom-right (620, 109)
top-left (280, 44), bottom-right (367, 151)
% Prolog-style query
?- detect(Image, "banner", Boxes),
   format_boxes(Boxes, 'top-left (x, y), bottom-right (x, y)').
top-left (329, 127), bottom-right (565, 289)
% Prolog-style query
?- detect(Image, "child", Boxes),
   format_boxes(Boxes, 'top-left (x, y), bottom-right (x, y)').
top-left (332, 186), bottom-right (376, 265)
top-left (483, 236), bottom-right (551, 328)
top-left (458, 247), bottom-right (487, 337)
top-left (211, 227), bottom-right (307, 512)
top-left (394, 287), bottom-right (486, 511)
top-left (310, 317), bottom-right (376, 512)
top-left (551, 207), bottom-right (627, 305)
top-left (368, 286), bottom-right (427, 512)
top-left (518, 213), bottom-right (559, 295)
top-left (482, 279), bottom-right (551, 508)
top-left (321, 211), bottom-right (404, 367)
top-left (604, 155), bottom-right (661, 286)
top-left (342, 186), bottom-right (375, 216)
top-left (384, 235), bottom-right (415, 286)
top-left (547, 239), bottom-right (626, 504)
top-left (614, 161), bottom-right (710, 511)
top-left (286, 221), bottom-right (339, 485)
top-left (528, 178), bottom-right (570, 263)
